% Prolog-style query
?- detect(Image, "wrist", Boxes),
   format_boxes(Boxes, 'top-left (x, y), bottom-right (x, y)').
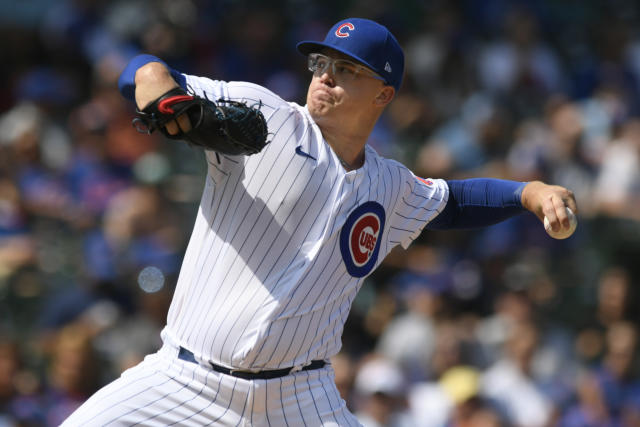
top-left (520, 181), bottom-right (543, 213)
top-left (514, 181), bottom-right (528, 208)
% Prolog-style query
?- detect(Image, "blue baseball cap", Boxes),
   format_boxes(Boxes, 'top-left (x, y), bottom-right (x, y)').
top-left (297, 18), bottom-right (404, 91)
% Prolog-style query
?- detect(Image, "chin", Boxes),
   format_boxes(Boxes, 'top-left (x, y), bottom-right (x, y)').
top-left (308, 90), bottom-right (337, 115)
top-left (308, 101), bottom-right (331, 119)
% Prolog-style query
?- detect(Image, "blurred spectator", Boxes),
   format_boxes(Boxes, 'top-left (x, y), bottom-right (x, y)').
top-left (595, 266), bottom-right (631, 326)
top-left (480, 320), bottom-right (553, 427)
top-left (562, 321), bottom-right (640, 426)
top-left (83, 185), bottom-right (182, 284)
top-left (594, 322), bottom-right (640, 422)
top-left (0, 337), bottom-right (43, 425)
top-left (475, 290), bottom-right (533, 366)
top-left (353, 355), bottom-right (413, 427)
top-left (575, 266), bottom-right (634, 363)
top-left (332, 351), bottom-right (357, 411)
top-left (0, 101), bottom-right (77, 224)
top-left (41, 323), bottom-right (101, 425)
top-left (0, 339), bottom-right (18, 410)
top-left (0, 178), bottom-right (35, 280)
top-left (429, 322), bottom-right (468, 382)
top-left (477, 7), bottom-right (564, 100)
top-left (542, 97), bottom-right (597, 211)
top-left (408, 363), bottom-right (508, 427)
top-left (506, 118), bottom-right (552, 182)
top-left (376, 271), bottom-right (442, 382)
top-left (93, 283), bottom-right (172, 377)
top-left (593, 119), bottom-right (640, 221)
top-left (560, 371), bottom-right (614, 427)
top-left (449, 396), bottom-right (503, 427)
top-left (408, 365), bottom-right (479, 427)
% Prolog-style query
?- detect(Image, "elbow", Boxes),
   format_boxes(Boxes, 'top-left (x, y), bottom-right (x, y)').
top-left (134, 60), bottom-right (171, 86)
top-left (118, 54), bottom-right (170, 101)
top-left (426, 199), bottom-right (457, 230)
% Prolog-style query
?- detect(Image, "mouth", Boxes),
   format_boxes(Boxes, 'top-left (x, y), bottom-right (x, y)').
top-left (311, 87), bottom-right (335, 105)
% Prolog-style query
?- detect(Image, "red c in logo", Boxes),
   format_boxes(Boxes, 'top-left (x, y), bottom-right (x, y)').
top-left (350, 214), bottom-right (380, 266)
top-left (335, 22), bottom-right (355, 38)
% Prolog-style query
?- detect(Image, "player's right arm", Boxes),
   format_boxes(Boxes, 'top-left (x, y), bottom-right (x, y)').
top-left (427, 179), bottom-right (578, 234)
top-left (388, 166), bottom-right (577, 250)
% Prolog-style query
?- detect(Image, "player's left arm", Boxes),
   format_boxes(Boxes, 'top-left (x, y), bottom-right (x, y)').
top-left (119, 54), bottom-right (192, 135)
top-left (426, 179), bottom-right (577, 232)
top-left (118, 54), bottom-right (268, 156)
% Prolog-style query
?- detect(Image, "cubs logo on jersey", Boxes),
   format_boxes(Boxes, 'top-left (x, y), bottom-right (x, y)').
top-left (340, 201), bottom-right (386, 277)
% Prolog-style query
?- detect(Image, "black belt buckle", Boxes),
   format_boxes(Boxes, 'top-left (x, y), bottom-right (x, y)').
top-left (178, 347), bottom-right (325, 379)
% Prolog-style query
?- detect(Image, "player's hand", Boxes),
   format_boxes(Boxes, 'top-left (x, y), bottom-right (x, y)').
top-left (164, 114), bottom-right (192, 135)
top-left (134, 62), bottom-right (192, 135)
top-left (521, 181), bottom-right (578, 233)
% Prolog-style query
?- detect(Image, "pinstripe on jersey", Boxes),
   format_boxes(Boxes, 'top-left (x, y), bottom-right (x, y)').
top-left (164, 76), bottom-right (449, 371)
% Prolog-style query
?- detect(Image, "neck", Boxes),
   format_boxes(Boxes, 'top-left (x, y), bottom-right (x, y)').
top-left (326, 131), bottom-right (366, 171)
top-left (336, 151), bottom-right (363, 171)
top-left (317, 119), bottom-right (374, 171)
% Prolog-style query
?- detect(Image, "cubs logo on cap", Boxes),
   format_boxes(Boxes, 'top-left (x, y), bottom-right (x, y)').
top-left (335, 22), bottom-right (354, 37)
top-left (340, 202), bottom-right (386, 278)
top-left (296, 18), bottom-right (405, 91)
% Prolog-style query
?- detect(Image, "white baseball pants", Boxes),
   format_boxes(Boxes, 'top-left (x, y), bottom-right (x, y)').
top-left (61, 336), bottom-right (361, 426)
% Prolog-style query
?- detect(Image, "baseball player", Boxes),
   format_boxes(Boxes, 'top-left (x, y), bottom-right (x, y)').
top-left (63, 18), bottom-right (577, 426)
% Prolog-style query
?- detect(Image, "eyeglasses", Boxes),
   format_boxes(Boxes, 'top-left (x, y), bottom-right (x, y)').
top-left (307, 53), bottom-right (386, 83)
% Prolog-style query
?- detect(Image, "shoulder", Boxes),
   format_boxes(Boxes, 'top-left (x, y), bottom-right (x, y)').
top-left (366, 147), bottom-right (412, 179)
top-left (368, 149), bottom-right (449, 196)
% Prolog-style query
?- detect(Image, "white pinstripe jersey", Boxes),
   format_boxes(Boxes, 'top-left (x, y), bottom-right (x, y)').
top-left (165, 75), bottom-right (449, 371)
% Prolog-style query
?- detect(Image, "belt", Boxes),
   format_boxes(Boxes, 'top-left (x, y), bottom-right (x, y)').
top-left (177, 346), bottom-right (326, 380)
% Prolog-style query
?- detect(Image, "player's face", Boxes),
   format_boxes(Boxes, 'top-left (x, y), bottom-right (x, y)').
top-left (306, 49), bottom-right (389, 121)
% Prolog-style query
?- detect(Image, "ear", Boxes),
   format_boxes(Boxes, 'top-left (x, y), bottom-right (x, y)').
top-left (374, 86), bottom-right (395, 107)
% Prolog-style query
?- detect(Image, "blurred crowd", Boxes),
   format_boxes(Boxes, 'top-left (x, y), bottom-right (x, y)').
top-left (1, 0), bottom-right (640, 426)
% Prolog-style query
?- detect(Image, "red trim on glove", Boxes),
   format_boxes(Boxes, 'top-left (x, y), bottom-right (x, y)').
top-left (158, 95), bottom-right (195, 114)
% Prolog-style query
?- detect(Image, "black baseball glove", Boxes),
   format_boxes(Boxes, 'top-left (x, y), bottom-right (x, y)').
top-left (132, 87), bottom-right (269, 156)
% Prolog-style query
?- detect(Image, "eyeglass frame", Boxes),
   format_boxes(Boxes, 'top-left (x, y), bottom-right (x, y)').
top-left (307, 53), bottom-right (387, 84)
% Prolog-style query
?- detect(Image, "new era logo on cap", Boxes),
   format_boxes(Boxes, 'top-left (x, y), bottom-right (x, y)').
top-left (296, 18), bottom-right (405, 91)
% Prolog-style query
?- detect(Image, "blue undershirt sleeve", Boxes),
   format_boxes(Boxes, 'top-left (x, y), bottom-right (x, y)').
top-left (117, 54), bottom-right (187, 102)
top-left (426, 178), bottom-right (528, 230)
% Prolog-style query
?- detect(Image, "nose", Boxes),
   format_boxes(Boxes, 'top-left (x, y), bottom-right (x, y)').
top-left (318, 70), bottom-right (335, 86)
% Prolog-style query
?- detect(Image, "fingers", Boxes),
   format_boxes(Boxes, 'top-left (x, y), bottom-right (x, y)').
top-left (165, 120), bottom-right (180, 135)
top-left (564, 190), bottom-right (578, 215)
top-left (552, 194), bottom-right (569, 230)
top-left (542, 194), bottom-right (561, 232)
top-left (164, 114), bottom-right (192, 136)
top-left (177, 114), bottom-right (192, 132)
top-left (541, 187), bottom-right (578, 232)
